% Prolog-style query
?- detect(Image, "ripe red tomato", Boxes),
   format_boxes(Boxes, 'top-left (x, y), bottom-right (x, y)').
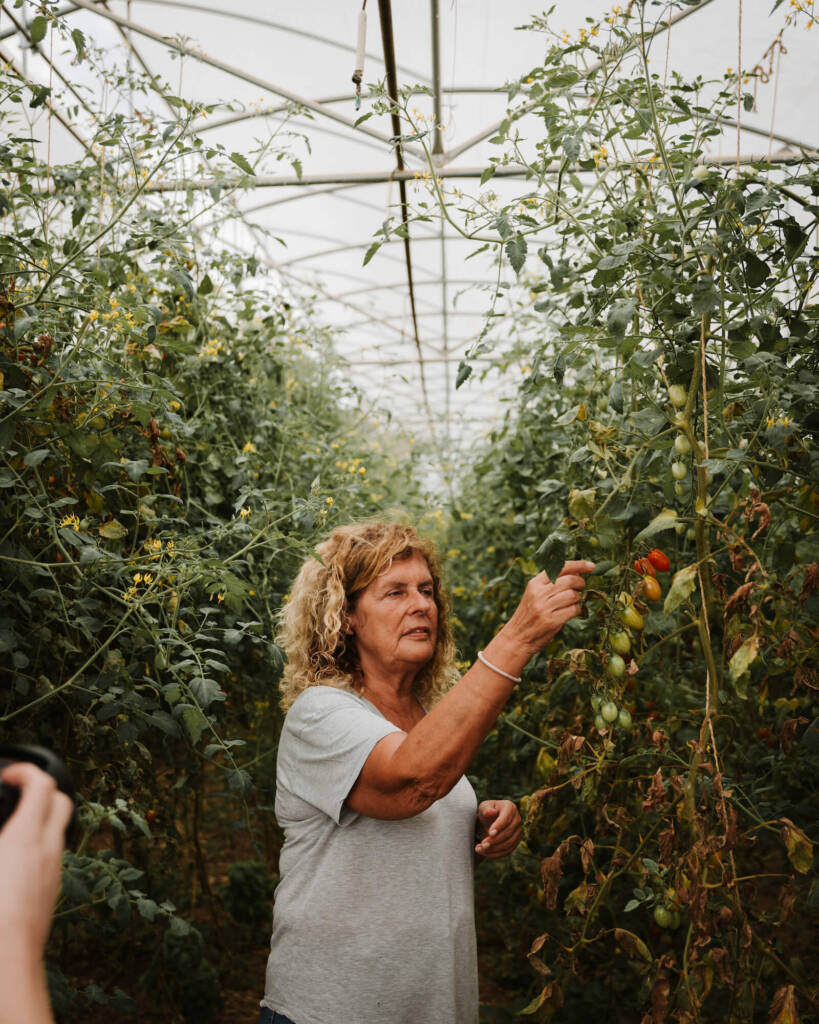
top-left (647, 548), bottom-right (670, 572)
top-left (634, 557), bottom-right (657, 578)
top-left (642, 576), bottom-right (662, 601)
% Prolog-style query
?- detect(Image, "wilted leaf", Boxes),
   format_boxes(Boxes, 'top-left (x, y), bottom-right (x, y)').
top-left (768, 984), bottom-right (800, 1024)
top-left (98, 520), bottom-right (127, 541)
top-left (520, 981), bottom-right (563, 1016)
top-left (663, 564), bottom-right (698, 615)
top-left (614, 928), bottom-right (653, 964)
top-left (635, 509), bottom-right (678, 543)
top-left (781, 818), bottom-right (814, 874)
top-left (729, 635), bottom-right (760, 689)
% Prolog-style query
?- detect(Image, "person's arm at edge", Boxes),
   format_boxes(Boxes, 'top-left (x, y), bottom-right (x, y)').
top-left (0, 763), bottom-right (73, 1024)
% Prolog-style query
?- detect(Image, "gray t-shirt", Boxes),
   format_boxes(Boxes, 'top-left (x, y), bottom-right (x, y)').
top-left (262, 685), bottom-right (479, 1024)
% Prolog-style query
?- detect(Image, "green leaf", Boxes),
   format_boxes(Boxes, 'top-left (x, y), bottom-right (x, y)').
top-left (23, 448), bottom-right (50, 467)
top-left (29, 15), bottom-right (48, 44)
top-left (122, 459), bottom-right (149, 482)
top-left (136, 897), bottom-right (159, 921)
top-left (634, 510), bottom-right (678, 543)
top-left (535, 530), bottom-right (570, 582)
top-left (29, 84), bottom-right (51, 109)
top-left (663, 564), bottom-right (697, 615)
top-left (363, 241), bottom-right (382, 266)
top-left (455, 360), bottom-right (473, 389)
top-left (180, 705), bottom-right (208, 744)
top-left (197, 273), bottom-right (213, 296)
top-left (229, 152), bottom-right (255, 176)
top-left (505, 233), bottom-right (527, 275)
top-left (480, 165), bottom-right (495, 186)
top-left (607, 299), bottom-right (636, 340)
top-left (353, 112), bottom-right (373, 127)
top-left (742, 252), bottom-right (769, 288)
top-left (691, 275), bottom-right (719, 315)
top-left (71, 27), bottom-right (85, 62)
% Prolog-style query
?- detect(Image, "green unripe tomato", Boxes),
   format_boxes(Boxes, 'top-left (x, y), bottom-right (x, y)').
top-left (669, 910), bottom-right (681, 930)
top-left (594, 713), bottom-right (606, 732)
top-left (610, 631), bottom-right (631, 656)
top-left (671, 461), bottom-right (687, 480)
top-left (608, 654), bottom-right (626, 679)
top-left (601, 700), bottom-right (619, 723)
top-left (590, 693), bottom-right (602, 711)
top-left (621, 605), bottom-right (644, 631)
top-left (674, 482), bottom-right (687, 499)
top-left (654, 905), bottom-right (673, 929)
top-left (685, 527), bottom-right (696, 543)
top-left (668, 384), bottom-right (687, 408)
top-left (675, 522), bottom-right (686, 535)
top-left (674, 434), bottom-right (692, 456)
top-left (617, 707), bottom-right (633, 730)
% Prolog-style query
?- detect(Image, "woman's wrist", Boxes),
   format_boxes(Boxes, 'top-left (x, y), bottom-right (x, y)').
top-left (481, 625), bottom-right (537, 681)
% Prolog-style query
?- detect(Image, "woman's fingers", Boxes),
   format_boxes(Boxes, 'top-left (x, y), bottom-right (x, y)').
top-left (476, 801), bottom-right (522, 856)
top-left (558, 560), bottom-right (596, 578)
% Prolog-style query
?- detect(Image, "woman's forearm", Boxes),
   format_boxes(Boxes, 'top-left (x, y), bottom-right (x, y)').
top-left (392, 625), bottom-right (532, 802)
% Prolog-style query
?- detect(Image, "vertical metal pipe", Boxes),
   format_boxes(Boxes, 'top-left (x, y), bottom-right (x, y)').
top-left (430, 0), bottom-right (444, 157)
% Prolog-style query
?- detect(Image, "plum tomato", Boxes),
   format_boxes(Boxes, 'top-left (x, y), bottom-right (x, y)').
top-left (647, 548), bottom-right (671, 572)
top-left (601, 700), bottom-right (619, 723)
top-left (621, 605), bottom-right (644, 631)
top-left (617, 707), bottom-right (633, 730)
top-left (608, 654), bottom-right (626, 679)
top-left (610, 631), bottom-right (631, 656)
top-left (642, 576), bottom-right (662, 601)
top-left (674, 434), bottom-right (692, 456)
top-left (634, 557), bottom-right (657, 578)
top-left (654, 905), bottom-right (673, 929)
top-left (594, 713), bottom-right (607, 733)
top-left (671, 461), bottom-right (688, 480)
top-left (667, 384), bottom-right (687, 408)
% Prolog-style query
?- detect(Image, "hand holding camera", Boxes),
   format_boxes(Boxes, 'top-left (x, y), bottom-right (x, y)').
top-left (0, 749), bottom-right (75, 1024)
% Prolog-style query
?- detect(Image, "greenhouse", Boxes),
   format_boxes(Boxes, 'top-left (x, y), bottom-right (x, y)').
top-left (0, 0), bottom-right (817, 1021)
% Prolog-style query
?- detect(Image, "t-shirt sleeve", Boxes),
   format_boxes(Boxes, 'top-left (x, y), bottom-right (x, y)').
top-left (277, 687), bottom-right (403, 826)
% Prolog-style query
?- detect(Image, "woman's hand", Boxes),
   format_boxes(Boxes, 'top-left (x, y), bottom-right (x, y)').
top-left (474, 799), bottom-right (522, 858)
top-left (499, 560), bottom-right (596, 659)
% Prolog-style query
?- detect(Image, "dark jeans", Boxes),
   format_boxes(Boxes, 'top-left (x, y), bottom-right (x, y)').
top-left (257, 1010), bottom-right (295, 1024)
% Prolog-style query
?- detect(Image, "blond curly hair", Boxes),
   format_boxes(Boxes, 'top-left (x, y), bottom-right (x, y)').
top-left (277, 519), bottom-right (457, 711)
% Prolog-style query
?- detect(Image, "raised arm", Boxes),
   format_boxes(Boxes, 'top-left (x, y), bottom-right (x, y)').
top-left (346, 561), bottom-right (595, 819)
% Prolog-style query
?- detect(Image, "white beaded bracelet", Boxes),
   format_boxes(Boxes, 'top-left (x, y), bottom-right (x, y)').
top-left (476, 650), bottom-right (521, 684)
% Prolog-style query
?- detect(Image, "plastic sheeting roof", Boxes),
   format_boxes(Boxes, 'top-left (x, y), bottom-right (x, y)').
top-left (1, 0), bottom-right (817, 457)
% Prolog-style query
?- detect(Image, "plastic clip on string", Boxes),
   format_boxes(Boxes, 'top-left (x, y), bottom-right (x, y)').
top-left (476, 650), bottom-right (521, 684)
top-left (351, 2), bottom-right (367, 110)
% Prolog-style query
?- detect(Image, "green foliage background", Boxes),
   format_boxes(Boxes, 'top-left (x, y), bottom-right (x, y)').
top-left (2, 2), bottom-right (818, 1023)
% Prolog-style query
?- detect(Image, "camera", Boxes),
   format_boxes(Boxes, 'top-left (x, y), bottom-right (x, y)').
top-left (0, 744), bottom-right (77, 834)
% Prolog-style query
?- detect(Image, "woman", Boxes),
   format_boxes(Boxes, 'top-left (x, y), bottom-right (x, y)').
top-left (259, 520), bottom-right (593, 1024)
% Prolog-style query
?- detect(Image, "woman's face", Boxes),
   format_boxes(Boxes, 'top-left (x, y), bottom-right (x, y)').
top-left (347, 552), bottom-right (438, 678)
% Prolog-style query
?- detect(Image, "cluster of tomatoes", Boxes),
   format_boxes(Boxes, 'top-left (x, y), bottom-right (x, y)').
top-left (594, 547), bottom-right (672, 736)
top-left (633, 547), bottom-right (670, 603)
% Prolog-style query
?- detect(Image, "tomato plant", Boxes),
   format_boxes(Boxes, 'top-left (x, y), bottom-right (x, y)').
top-left (399, 3), bottom-right (819, 1020)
